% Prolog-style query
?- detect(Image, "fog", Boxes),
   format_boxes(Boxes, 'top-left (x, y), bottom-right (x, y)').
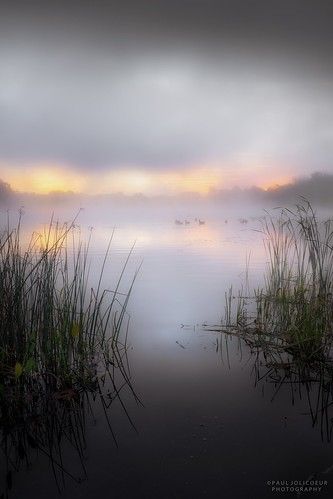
top-left (1, 1), bottom-right (333, 180)
top-left (2, 3), bottom-right (333, 497)
top-left (1, 172), bottom-right (333, 222)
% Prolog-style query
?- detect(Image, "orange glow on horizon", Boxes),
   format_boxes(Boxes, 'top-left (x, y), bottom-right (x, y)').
top-left (97, 167), bottom-right (221, 195)
top-left (0, 164), bottom-right (87, 194)
top-left (259, 175), bottom-right (293, 191)
top-left (0, 162), bottom-right (293, 196)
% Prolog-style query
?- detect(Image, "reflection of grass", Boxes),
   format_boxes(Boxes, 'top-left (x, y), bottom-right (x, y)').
top-left (0, 343), bottom-right (137, 495)
top-left (0, 213), bottom-right (139, 495)
top-left (213, 201), bottom-right (333, 361)
top-left (215, 333), bottom-right (333, 442)
top-left (253, 356), bottom-right (333, 442)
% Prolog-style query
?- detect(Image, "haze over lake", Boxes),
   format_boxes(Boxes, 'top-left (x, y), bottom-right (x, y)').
top-left (1, 0), bottom-right (333, 497)
top-left (0, 198), bottom-right (331, 497)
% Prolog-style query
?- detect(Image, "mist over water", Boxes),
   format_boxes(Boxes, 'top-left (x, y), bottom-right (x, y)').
top-left (1, 0), bottom-right (333, 495)
top-left (2, 197), bottom-right (332, 498)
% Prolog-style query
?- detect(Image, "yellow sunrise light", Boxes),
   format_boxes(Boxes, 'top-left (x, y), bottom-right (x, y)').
top-left (30, 169), bottom-right (68, 193)
top-left (97, 167), bottom-right (221, 196)
top-left (260, 175), bottom-right (292, 191)
top-left (95, 170), bottom-right (153, 195)
top-left (1, 160), bottom-right (292, 197)
top-left (160, 168), bottom-right (220, 195)
top-left (1, 164), bottom-right (86, 194)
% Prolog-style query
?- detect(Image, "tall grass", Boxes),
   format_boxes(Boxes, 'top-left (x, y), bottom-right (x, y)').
top-left (0, 212), bottom-right (140, 495)
top-left (0, 213), bottom-right (137, 384)
top-left (219, 201), bottom-right (333, 361)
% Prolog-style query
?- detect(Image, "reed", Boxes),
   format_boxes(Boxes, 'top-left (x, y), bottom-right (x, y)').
top-left (220, 201), bottom-right (333, 361)
top-left (0, 212), bottom-right (139, 495)
top-left (0, 212), bottom-right (137, 388)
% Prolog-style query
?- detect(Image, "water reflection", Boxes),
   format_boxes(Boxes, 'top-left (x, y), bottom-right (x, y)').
top-left (0, 343), bottom-right (138, 497)
top-left (217, 330), bottom-right (333, 443)
top-left (5, 204), bottom-right (333, 498)
top-left (254, 357), bottom-right (333, 443)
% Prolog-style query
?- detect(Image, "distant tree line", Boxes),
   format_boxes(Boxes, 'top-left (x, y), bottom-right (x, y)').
top-left (1, 171), bottom-right (333, 207)
top-left (211, 172), bottom-right (333, 207)
top-left (0, 179), bottom-right (13, 204)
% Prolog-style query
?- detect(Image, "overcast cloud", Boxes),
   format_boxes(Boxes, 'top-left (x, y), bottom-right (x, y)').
top-left (0, 0), bottom-right (333, 177)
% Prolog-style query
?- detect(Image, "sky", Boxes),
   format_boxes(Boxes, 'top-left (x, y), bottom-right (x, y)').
top-left (1, 0), bottom-right (333, 196)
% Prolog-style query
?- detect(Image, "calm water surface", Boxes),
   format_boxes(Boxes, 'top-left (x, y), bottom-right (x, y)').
top-left (7, 204), bottom-right (333, 498)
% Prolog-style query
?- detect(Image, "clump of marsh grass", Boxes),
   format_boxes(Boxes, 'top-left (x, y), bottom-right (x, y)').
top-left (212, 201), bottom-right (333, 362)
top-left (0, 211), bottom-right (140, 495)
top-left (255, 201), bottom-right (333, 358)
top-left (0, 212), bottom-right (137, 384)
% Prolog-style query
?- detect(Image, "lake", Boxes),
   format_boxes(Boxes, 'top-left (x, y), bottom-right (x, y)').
top-left (3, 201), bottom-right (333, 498)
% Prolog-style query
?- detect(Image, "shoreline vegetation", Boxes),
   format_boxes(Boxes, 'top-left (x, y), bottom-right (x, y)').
top-left (207, 200), bottom-right (333, 365)
top-left (0, 212), bottom-right (139, 495)
top-left (204, 200), bottom-right (333, 440)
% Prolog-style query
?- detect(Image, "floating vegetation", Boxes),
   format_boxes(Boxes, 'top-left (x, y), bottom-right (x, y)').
top-left (0, 212), bottom-right (140, 496)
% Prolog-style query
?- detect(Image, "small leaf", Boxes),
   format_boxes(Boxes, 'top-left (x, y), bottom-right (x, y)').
top-left (14, 362), bottom-right (23, 378)
top-left (24, 358), bottom-right (36, 373)
top-left (71, 323), bottom-right (80, 337)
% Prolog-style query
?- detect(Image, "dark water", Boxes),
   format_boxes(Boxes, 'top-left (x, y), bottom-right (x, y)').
top-left (3, 205), bottom-right (333, 498)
